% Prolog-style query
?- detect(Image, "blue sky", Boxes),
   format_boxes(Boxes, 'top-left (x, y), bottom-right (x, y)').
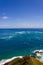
top-left (0, 0), bottom-right (43, 28)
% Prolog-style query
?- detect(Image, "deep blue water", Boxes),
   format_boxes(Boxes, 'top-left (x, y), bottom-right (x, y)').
top-left (0, 28), bottom-right (43, 60)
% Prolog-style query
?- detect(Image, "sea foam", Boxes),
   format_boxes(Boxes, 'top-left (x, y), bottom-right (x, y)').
top-left (0, 56), bottom-right (23, 65)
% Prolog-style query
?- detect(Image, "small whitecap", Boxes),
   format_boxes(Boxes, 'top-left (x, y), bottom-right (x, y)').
top-left (15, 31), bottom-right (25, 34)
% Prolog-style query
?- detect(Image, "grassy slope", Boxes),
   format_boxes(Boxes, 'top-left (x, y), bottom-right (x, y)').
top-left (4, 56), bottom-right (43, 65)
top-left (31, 57), bottom-right (43, 65)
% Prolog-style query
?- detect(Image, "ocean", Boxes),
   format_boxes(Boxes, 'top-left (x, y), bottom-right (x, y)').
top-left (0, 28), bottom-right (43, 60)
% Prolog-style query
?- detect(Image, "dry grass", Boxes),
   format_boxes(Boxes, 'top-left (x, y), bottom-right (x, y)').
top-left (4, 55), bottom-right (43, 65)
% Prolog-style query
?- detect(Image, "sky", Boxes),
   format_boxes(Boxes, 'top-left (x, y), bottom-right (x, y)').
top-left (0, 0), bottom-right (43, 28)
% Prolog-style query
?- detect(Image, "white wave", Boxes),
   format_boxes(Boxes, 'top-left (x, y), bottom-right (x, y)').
top-left (15, 31), bottom-right (32, 34)
top-left (0, 56), bottom-right (23, 65)
top-left (0, 35), bottom-right (14, 40)
top-left (36, 54), bottom-right (42, 57)
top-left (15, 31), bottom-right (43, 34)
top-left (15, 31), bottom-right (25, 34)
top-left (33, 50), bottom-right (43, 58)
top-left (33, 50), bottom-right (43, 53)
top-left (8, 36), bottom-right (13, 39)
top-left (34, 31), bottom-right (43, 34)
top-left (33, 49), bottom-right (43, 63)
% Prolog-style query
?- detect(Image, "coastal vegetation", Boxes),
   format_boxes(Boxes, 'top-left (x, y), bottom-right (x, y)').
top-left (4, 55), bottom-right (43, 65)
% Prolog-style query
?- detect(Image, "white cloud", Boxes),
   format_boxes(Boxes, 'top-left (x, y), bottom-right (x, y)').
top-left (2, 16), bottom-right (8, 20)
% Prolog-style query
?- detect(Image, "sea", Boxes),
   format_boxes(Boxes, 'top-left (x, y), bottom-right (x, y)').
top-left (0, 28), bottom-right (43, 60)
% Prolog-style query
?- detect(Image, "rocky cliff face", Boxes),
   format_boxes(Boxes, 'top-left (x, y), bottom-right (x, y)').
top-left (4, 55), bottom-right (43, 65)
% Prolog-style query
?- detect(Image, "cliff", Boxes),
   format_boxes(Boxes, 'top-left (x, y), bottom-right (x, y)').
top-left (4, 55), bottom-right (43, 65)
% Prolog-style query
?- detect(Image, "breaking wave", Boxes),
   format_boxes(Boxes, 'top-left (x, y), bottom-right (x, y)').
top-left (0, 31), bottom-right (43, 40)
top-left (0, 56), bottom-right (23, 65)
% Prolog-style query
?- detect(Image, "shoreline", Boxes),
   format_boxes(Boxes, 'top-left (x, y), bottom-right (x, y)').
top-left (0, 55), bottom-right (43, 65)
top-left (0, 49), bottom-right (43, 65)
top-left (0, 56), bottom-right (23, 65)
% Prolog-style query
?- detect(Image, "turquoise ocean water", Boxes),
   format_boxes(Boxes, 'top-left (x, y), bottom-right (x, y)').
top-left (0, 28), bottom-right (43, 60)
